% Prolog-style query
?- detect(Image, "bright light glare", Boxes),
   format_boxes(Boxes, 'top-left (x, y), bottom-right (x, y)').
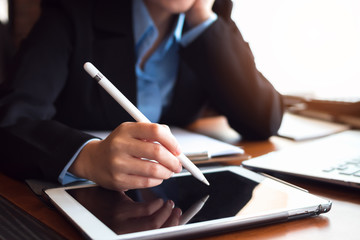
top-left (0, 0), bottom-right (8, 23)
top-left (232, 0), bottom-right (360, 98)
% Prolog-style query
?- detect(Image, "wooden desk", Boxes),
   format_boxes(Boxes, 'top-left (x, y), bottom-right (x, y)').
top-left (1, 117), bottom-right (360, 240)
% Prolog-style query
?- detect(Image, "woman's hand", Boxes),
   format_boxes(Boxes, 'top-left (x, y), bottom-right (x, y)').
top-left (185, 0), bottom-right (216, 28)
top-left (69, 122), bottom-right (183, 191)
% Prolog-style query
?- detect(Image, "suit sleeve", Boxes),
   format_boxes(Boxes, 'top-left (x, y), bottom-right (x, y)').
top-left (180, 1), bottom-right (284, 140)
top-left (0, 1), bottom-right (93, 181)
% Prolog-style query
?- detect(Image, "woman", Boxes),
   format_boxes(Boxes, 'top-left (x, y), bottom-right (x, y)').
top-left (0, 0), bottom-right (283, 191)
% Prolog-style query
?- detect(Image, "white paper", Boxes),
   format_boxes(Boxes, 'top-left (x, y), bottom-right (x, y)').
top-left (170, 127), bottom-right (244, 157)
top-left (84, 127), bottom-right (244, 158)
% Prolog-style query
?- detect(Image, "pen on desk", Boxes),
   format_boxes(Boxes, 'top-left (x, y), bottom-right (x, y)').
top-left (83, 62), bottom-right (210, 186)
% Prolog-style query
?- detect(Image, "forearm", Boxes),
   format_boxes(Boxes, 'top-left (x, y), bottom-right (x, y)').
top-left (180, 18), bottom-right (284, 139)
top-left (0, 120), bottom-right (94, 181)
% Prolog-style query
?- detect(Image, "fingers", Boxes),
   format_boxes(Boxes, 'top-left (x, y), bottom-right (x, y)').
top-left (121, 198), bottom-right (165, 219)
top-left (102, 156), bottom-right (176, 190)
top-left (146, 200), bottom-right (176, 229)
top-left (162, 207), bottom-right (182, 228)
top-left (127, 140), bottom-right (182, 174)
top-left (119, 157), bottom-right (175, 179)
top-left (114, 198), bottom-right (182, 233)
top-left (132, 200), bottom-right (180, 231)
top-left (185, 0), bottom-right (215, 27)
top-left (124, 123), bottom-right (181, 156)
top-left (73, 122), bottom-right (185, 191)
top-left (114, 122), bottom-right (183, 173)
top-left (104, 173), bottom-right (165, 191)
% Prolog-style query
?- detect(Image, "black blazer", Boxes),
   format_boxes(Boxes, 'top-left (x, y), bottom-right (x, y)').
top-left (0, 23), bottom-right (14, 84)
top-left (0, 0), bottom-right (283, 182)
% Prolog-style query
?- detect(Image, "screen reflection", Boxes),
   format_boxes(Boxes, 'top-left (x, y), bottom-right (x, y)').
top-left (67, 171), bottom-right (259, 235)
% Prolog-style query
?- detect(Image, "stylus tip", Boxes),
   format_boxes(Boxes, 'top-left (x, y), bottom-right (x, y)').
top-left (202, 178), bottom-right (210, 186)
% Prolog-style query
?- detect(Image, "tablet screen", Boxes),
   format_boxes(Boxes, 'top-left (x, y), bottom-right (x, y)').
top-left (66, 171), bottom-right (260, 235)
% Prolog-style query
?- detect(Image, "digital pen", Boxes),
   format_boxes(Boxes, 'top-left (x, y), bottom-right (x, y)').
top-left (83, 62), bottom-right (210, 186)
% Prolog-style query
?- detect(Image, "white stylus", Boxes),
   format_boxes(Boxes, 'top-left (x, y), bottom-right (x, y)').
top-left (83, 62), bottom-right (210, 186)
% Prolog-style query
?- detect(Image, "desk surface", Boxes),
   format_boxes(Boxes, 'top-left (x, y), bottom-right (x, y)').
top-left (1, 117), bottom-right (360, 240)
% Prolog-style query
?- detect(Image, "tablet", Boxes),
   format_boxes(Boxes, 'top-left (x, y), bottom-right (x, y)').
top-left (44, 166), bottom-right (331, 240)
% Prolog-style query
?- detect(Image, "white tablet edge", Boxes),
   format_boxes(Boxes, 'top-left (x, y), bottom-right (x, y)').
top-left (45, 166), bottom-right (331, 240)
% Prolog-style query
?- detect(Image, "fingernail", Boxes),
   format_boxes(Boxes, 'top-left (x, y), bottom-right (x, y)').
top-left (168, 200), bottom-right (175, 208)
top-left (173, 144), bottom-right (182, 156)
top-left (177, 164), bottom-right (183, 173)
top-left (176, 208), bottom-right (182, 216)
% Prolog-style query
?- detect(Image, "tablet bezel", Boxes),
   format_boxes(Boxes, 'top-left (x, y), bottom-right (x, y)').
top-left (45, 166), bottom-right (331, 240)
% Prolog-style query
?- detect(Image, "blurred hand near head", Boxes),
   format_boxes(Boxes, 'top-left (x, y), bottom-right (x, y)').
top-left (185, 0), bottom-right (216, 27)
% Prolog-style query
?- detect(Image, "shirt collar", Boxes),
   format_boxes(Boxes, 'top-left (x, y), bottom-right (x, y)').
top-left (133, 0), bottom-right (154, 44)
top-left (133, 0), bottom-right (185, 45)
top-left (173, 13), bottom-right (185, 42)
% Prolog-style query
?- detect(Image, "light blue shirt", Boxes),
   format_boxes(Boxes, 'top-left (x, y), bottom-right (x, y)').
top-left (133, 0), bottom-right (217, 122)
top-left (58, 0), bottom-right (217, 185)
